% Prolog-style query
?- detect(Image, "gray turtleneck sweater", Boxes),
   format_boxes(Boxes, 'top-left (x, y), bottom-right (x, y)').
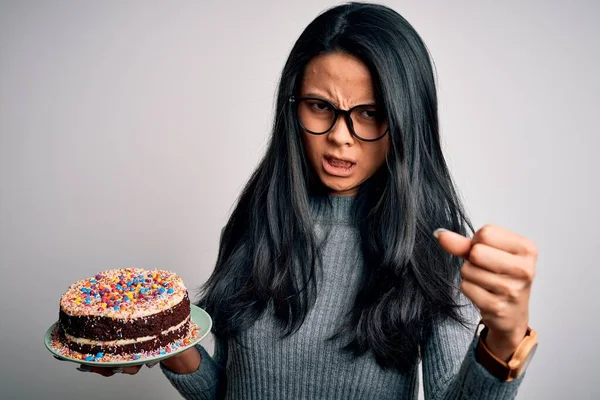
top-left (160, 196), bottom-right (525, 399)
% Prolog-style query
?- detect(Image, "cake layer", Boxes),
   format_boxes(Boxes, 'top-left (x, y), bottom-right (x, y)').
top-left (61, 318), bottom-right (191, 355)
top-left (59, 293), bottom-right (190, 341)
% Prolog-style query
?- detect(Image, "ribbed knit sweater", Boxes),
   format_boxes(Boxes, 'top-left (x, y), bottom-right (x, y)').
top-left (160, 195), bottom-right (524, 399)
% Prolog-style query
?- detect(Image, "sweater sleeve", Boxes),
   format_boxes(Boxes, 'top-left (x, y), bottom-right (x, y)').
top-left (160, 336), bottom-right (227, 400)
top-left (421, 295), bottom-right (526, 400)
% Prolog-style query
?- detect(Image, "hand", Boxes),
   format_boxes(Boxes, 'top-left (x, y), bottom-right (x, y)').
top-left (78, 363), bottom-right (143, 377)
top-left (435, 224), bottom-right (538, 360)
top-left (52, 355), bottom-right (144, 376)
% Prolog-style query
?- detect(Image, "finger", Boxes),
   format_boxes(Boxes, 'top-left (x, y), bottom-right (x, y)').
top-left (461, 261), bottom-right (523, 300)
top-left (468, 243), bottom-right (531, 279)
top-left (120, 366), bottom-right (142, 375)
top-left (460, 278), bottom-right (508, 319)
top-left (472, 224), bottom-right (538, 257)
top-left (85, 366), bottom-right (116, 377)
top-left (434, 228), bottom-right (472, 258)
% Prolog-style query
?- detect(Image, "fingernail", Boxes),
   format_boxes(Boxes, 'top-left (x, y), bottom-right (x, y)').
top-left (146, 361), bottom-right (159, 368)
top-left (76, 366), bottom-right (91, 372)
top-left (112, 368), bottom-right (124, 374)
top-left (433, 228), bottom-right (450, 239)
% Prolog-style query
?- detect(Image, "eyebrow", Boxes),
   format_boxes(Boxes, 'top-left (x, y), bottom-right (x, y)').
top-left (302, 91), bottom-right (378, 108)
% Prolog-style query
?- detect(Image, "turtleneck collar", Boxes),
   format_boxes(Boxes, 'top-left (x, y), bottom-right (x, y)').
top-left (310, 194), bottom-right (356, 225)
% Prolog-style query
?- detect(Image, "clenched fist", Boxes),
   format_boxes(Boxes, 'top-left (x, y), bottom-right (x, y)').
top-left (435, 224), bottom-right (538, 361)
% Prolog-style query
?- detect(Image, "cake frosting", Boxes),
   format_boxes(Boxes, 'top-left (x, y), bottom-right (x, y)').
top-left (57, 267), bottom-right (191, 356)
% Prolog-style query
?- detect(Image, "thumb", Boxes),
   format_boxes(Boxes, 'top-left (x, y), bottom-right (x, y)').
top-left (434, 228), bottom-right (472, 258)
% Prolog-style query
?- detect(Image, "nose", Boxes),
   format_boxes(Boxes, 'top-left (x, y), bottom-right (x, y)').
top-left (327, 114), bottom-right (355, 146)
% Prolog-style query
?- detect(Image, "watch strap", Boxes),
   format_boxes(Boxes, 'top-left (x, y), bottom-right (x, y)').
top-left (476, 326), bottom-right (513, 381)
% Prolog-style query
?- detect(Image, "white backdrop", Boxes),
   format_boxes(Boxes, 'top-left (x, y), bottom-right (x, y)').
top-left (1, 1), bottom-right (598, 399)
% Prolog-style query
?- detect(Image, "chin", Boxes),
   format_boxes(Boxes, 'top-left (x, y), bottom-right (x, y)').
top-left (321, 178), bottom-right (358, 195)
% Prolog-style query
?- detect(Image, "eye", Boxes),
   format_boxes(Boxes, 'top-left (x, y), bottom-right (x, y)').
top-left (357, 108), bottom-right (379, 121)
top-left (308, 100), bottom-right (332, 113)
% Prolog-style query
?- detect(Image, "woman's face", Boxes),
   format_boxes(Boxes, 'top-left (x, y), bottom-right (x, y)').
top-left (300, 52), bottom-right (389, 196)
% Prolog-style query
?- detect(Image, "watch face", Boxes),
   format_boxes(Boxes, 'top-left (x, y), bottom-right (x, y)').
top-left (516, 343), bottom-right (538, 378)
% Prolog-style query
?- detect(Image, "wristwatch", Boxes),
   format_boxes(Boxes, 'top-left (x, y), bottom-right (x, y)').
top-left (475, 321), bottom-right (538, 382)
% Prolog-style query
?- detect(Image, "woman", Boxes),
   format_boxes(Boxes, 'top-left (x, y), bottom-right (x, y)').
top-left (84, 3), bottom-right (539, 399)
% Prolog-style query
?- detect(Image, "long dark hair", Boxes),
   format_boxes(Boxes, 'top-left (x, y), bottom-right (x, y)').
top-left (199, 2), bottom-right (473, 372)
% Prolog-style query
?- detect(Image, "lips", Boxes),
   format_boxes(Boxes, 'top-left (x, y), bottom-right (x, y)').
top-left (322, 155), bottom-right (356, 177)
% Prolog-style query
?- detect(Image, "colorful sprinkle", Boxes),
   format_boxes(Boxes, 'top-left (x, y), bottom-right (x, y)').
top-left (59, 268), bottom-right (184, 318)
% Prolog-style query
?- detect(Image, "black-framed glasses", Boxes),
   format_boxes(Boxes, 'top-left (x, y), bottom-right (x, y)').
top-left (289, 96), bottom-right (389, 142)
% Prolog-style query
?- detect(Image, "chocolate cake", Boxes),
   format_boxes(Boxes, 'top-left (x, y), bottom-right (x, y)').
top-left (57, 268), bottom-right (191, 356)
